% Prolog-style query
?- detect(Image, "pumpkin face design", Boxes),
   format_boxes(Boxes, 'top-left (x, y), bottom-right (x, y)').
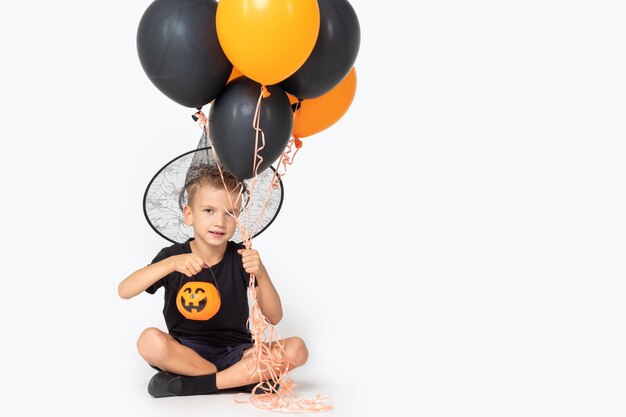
top-left (175, 281), bottom-right (221, 320)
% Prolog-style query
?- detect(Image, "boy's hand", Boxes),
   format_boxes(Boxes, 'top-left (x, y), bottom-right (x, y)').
top-left (238, 249), bottom-right (267, 277)
top-left (169, 254), bottom-right (207, 277)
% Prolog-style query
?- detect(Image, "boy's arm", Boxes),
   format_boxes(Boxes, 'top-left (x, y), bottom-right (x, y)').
top-left (255, 268), bottom-right (283, 325)
top-left (238, 249), bottom-right (283, 324)
top-left (118, 253), bottom-right (206, 299)
top-left (118, 259), bottom-right (175, 300)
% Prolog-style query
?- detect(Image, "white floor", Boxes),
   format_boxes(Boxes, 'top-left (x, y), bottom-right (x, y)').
top-left (96, 363), bottom-right (350, 417)
top-left (18, 336), bottom-right (378, 417)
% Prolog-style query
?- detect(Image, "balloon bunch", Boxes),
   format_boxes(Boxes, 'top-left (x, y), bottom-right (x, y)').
top-left (137, 1), bottom-right (360, 411)
top-left (137, 0), bottom-right (360, 180)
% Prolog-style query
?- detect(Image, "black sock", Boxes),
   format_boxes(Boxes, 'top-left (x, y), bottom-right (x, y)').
top-left (167, 373), bottom-right (218, 396)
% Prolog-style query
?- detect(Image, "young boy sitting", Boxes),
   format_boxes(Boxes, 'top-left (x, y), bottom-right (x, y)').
top-left (118, 163), bottom-right (308, 397)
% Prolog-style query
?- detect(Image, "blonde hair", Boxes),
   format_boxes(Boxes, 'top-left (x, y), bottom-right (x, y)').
top-left (185, 163), bottom-right (240, 206)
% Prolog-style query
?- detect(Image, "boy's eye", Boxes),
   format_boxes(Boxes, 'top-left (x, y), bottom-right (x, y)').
top-left (203, 209), bottom-right (213, 214)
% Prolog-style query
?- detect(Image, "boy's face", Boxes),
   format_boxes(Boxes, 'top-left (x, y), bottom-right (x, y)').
top-left (183, 185), bottom-right (241, 248)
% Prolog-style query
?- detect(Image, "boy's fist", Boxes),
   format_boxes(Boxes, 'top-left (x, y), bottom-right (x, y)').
top-left (169, 254), bottom-right (207, 277)
top-left (238, 249), bottom-right (266, 277)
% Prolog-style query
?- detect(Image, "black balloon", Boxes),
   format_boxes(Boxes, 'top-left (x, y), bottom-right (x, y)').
top-left (137, 0), bottom-right (232, 108)
top-left (209, 78), bottom-right (293, 180)
top-left (280, 0), bottom-right (360, 100)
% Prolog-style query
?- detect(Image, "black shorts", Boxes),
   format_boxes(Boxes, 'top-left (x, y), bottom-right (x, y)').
top-left (150, 337), bottom-right (253, 372)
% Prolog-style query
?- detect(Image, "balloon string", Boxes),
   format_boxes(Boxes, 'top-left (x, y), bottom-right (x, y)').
top-left (252, 87), bottom-right (267, 179)
top-left (247, 97), bottom-right (304, 233)
top-left (272, 138), bottom-right (302, 189)
top-left (272, 100), bottom-right (304, 186)
top-left (243, 85), bottom-right (287, 236)
top-left (239, 105), bottom-right (332, 411)
top-left (234, 264), bottom-right (333, 413)
top-left (206, 92), bottom-right (332, 413)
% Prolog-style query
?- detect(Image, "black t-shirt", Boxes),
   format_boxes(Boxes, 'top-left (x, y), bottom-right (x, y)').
top-left (146, 239), bottom-right (254, 347)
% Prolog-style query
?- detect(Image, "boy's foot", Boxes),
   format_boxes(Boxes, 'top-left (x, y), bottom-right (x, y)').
top-left (147, 371), bottom-right (178, 398)
top-left (148, 372), bottom-right (219, 397)
top-left (149, 372), bottom-right (278, 397)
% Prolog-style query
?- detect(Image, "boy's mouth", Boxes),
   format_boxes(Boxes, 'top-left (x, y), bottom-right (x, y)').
top-left (209, 231), bottom-right (225, 238)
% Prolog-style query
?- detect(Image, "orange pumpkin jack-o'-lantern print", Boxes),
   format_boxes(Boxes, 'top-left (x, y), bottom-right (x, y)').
top-left (176, 282), bottom-right (221, 320)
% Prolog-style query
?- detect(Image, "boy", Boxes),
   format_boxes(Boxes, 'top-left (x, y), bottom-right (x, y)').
top-left (118, 163), bottom-right (308, 397)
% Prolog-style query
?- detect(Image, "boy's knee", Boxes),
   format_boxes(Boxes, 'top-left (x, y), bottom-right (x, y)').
top-left (286, 337), bottom-right (308, 368)
top-left (137, 327), bottom-right (170, 362)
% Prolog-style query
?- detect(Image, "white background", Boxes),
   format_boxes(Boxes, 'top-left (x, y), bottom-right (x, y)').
top-left (1, 1), bottom-right (625, 416)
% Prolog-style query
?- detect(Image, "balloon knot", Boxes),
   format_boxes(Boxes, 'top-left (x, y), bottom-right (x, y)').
top-left (294, 138), bottom-right (303, 149)
top-left (193, 110), bottom-right (208, 129)
top-left (261, 85), bottom-right (271, 98)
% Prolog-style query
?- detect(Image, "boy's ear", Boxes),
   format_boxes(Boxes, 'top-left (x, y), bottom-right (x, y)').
top-left (183, 205), bottom-right (193, 226)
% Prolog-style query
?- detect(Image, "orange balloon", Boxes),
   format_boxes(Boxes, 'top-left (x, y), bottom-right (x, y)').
top-left (292, 68), bottom-right (357, 138)
top-left (216, 0), bottom-right (320, 86)
top-left (227, 67), bottom-right (242, 84)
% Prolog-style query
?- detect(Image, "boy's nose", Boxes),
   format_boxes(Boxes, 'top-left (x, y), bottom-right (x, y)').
top-left (214, 214), bottom-right (227, 226)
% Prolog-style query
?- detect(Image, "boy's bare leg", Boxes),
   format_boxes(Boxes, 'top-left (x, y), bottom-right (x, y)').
top-left (137, 327), bottom-right (218, 376)
top-left (137, 329), bottom-right (309, 395)
top-left (216, 336), bottom-right (309, 390)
